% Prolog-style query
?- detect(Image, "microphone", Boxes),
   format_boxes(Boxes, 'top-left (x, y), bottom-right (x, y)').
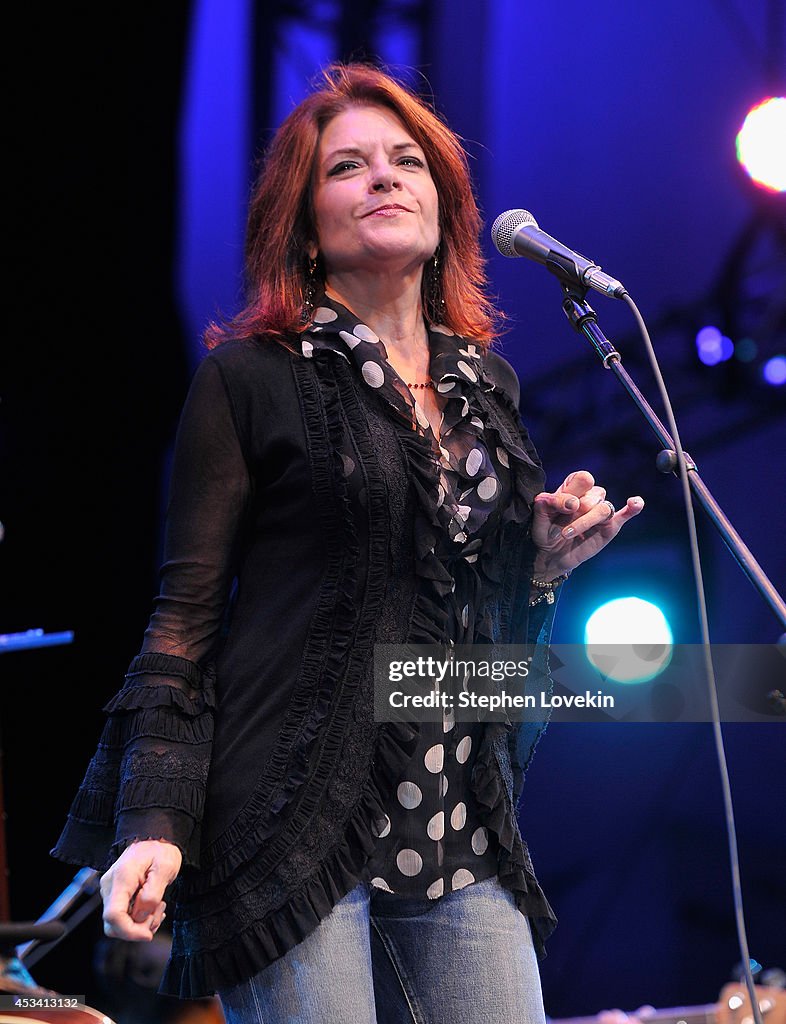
top-left (491, 209), bottom-right (627, 299)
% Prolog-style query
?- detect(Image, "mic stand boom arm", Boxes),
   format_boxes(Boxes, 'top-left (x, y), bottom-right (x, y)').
top-left (559, 283), bottom-right (786, 631)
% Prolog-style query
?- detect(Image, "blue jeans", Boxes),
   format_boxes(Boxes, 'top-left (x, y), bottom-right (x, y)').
top-left (218, 874), bottom-right (547, 1023)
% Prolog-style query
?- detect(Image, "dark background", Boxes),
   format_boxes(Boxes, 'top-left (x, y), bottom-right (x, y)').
top-left (2, 3), bottom-right (784, 1021)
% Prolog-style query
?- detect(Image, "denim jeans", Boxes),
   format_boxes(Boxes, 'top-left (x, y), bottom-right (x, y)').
top-left (218, 874), bottom-right (547, 1023)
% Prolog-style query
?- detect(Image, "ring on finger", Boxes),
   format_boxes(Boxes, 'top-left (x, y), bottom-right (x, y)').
top-left (603, 500), bottom-right (616, 520)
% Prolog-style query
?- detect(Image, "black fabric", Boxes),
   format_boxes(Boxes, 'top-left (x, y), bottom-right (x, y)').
top-left (52, 297), bottom-right (558, 997)
top-left (304, 302), bottom-right (510, 899)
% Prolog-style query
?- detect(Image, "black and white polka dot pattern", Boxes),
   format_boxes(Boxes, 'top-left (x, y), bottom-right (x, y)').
top-left (302, 298), bottom-right (512, 567)
top-left (362, 713), bottom-right (499, 900)
top-left (301, 296), bottom-right (522, 900)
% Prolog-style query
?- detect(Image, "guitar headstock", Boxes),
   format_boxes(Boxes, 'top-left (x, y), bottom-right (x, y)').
top-left (715, 984), bottom-right (786, 1024)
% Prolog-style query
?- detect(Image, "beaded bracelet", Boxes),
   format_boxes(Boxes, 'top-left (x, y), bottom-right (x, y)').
top-left (528, 570), bottom-right (572, 607)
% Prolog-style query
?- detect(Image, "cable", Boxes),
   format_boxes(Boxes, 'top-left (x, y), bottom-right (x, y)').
top-left (622, 291), bottom-right (763, 1024)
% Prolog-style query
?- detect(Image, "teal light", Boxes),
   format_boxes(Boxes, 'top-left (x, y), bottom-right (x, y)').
top-left (584, 597), bottom-right (674, 684)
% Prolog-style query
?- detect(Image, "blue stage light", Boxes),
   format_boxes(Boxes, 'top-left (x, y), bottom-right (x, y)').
top-left (584, 597), bottom-right (674, 683)
top-left (696, 325), bottom-right (734, 366)
top-left (762, 355), bottom-right (786, 386)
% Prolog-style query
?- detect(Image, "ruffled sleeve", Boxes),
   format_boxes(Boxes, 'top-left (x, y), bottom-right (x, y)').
top-left (52, 353), bottom-right (251, 871)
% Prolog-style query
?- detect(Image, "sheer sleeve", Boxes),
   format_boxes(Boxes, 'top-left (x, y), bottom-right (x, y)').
top-left (52, 353), bottom-right (251, 870)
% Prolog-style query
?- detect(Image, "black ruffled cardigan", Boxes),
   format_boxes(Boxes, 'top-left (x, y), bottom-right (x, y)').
top-left (52, 306), bottom-right (558, 997)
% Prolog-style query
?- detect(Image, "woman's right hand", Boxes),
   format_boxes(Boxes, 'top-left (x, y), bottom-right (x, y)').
top-left (100, 838), bottom-right (183, 941)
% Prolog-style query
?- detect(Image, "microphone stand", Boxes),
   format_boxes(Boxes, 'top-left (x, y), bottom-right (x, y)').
top-left (0, 629), bottom-right (93, 979)
top-left (557, 279), bottom-right (786, 630)
top-left (13, 868), bottom-right (101, 969)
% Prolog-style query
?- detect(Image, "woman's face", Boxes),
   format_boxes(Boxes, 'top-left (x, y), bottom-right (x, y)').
top-left (310, 104), bottom-right (440, 280)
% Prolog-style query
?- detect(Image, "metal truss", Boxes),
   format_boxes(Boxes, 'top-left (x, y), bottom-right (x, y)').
top-left (250, 0), bottom-right (433, 153)
top-left (518, 206), bottom-right (786, 499)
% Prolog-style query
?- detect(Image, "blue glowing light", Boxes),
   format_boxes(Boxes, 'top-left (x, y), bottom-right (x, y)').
top-left (762, 356), bottom-right (786, 386)
top-left (696, 326), bottom-right (734, 366)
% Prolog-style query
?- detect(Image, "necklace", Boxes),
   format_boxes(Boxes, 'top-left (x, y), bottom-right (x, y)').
top-left (407, 379), bottom-right (435, 389)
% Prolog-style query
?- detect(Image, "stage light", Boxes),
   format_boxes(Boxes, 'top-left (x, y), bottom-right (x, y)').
top-left (735, 97), bottom-right (786, 193)
top-left (696, 325), bottom-right (734, 365)
top-left (584, 597), bottom-right (673, 683)
top-left (734, 337), bottom-right (757, 363)
top-left (762, 355), bottom-right (786, 386)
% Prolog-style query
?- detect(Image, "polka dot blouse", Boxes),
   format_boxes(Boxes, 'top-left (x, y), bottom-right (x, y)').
top-left (302, 295), bottom-right (524, 900)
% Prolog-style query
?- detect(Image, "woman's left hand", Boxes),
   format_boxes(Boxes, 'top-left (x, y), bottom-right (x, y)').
top-left (531, 469), bottom-right (644, 582)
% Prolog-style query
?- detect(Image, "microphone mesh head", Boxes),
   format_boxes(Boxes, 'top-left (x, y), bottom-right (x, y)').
top-left (491, 209), bottom-right (538, 257)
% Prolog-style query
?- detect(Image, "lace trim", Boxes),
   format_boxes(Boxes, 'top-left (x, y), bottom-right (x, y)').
top-left (160, 721), bottom-right (418, 996)
top-left (55, 333), bottom-right (557, 995)
top-left (181, 358), bottom-right (363, 885)
top-left (50, 653), bottom-right (215, 871)
top-left (161, 353), bottom-right (420, 994)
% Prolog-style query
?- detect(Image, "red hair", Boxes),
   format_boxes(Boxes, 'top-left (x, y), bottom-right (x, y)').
top-left (205, 62), bottom-right (501, 349)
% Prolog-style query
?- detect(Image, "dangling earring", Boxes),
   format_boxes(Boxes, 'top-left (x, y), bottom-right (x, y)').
top-left (427, 246), bottom-right (445, 324)
top-left (301, 256), bottom-right (318, 323)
